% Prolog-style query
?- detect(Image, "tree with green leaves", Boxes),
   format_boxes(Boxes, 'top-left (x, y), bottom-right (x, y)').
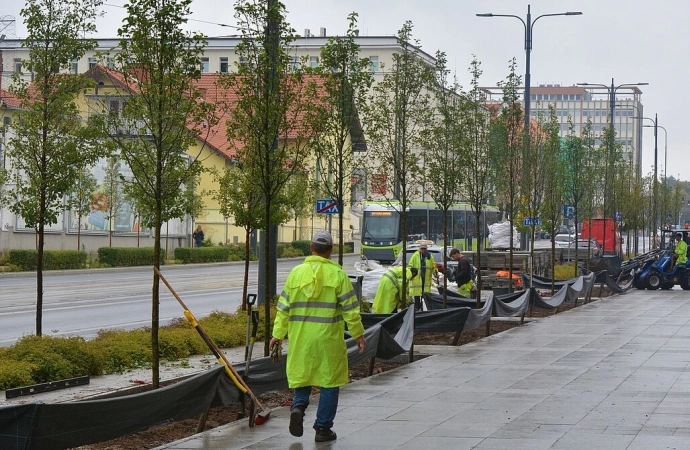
top-left (523, 106), bottom-right (559, 283)
top-left (69, 166), bottom-right (97, 251)
top-left (225, 0), bottom-right (316, 356)
top-left (490, 59), bottom-right (523, 290)
top-left (460, 57), bottom-right (493, 299)
top-left (98, 156), bottom-right (125, 247)
top-left (363, 21), bottom-right (435, 297)
top-left (213, 164), bottom-right (263, 311)
top-left (4, 0), bottom-right (103, 336)
top-left (99, 0), bottom-right (215, 387)
top-left (421, 51), bottom-right (465, 308)
top-left (310, 12), bottom-right (373, 266)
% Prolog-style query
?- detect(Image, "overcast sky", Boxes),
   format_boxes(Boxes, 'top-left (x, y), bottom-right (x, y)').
top-left (3, 0), bottom-right (688, 180)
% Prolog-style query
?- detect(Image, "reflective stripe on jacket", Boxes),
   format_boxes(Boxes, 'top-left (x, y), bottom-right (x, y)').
top-left (272, 255), bottom-right (364, 389)
top-left (408, 250), bottom-right (437, 296)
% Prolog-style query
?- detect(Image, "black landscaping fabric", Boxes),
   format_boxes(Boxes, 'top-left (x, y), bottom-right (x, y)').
top-left (0, 273), bottom-right (595, 449)
top-left (0, 308), bottom-right (415, 450)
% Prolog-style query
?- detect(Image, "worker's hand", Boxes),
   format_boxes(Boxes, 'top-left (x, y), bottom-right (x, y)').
top-left (269, 337), bottom-right (281, 352)
top-left (355, 335), bottom-right (366, 354)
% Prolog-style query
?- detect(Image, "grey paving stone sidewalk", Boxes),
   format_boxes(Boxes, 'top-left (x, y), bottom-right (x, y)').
top-left (155, 288), bottom-right (690, 450)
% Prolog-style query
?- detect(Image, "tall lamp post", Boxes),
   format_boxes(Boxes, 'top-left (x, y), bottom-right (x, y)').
top-left (645, 123), bottom-right (667, 226)
top-left (577, 80), bottom-right (648, 255)
top-left (635, 115), bottom-right (659, 247)
top-left (477, 4), bottom-right (581, 250)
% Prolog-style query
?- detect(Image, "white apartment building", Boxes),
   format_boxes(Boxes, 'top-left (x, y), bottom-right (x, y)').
top-left (483, 84), bottom-right (645, 179)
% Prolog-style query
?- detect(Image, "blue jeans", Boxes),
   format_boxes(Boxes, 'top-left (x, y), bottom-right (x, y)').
top-left (291, 386), bottom-right (339, 429)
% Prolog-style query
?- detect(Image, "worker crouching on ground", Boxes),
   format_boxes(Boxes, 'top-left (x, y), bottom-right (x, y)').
top-left (409, 242), bottom-right (438, 311)
top-left (269, 231), bottom-right (366, 443)
top-left (447, 248), bottom-right (474, 293)
top-left (372, 266), bottom-right (419, 314)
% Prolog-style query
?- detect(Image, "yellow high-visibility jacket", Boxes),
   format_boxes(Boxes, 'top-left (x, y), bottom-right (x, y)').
top-left (408, 250), bottom-right (437, 297)
top-left (675, 239), bottom-right (688, 265)
top-left (272, 255), bottom-right (364, 389)
top-left (373, 266), bottom-right (413, 314)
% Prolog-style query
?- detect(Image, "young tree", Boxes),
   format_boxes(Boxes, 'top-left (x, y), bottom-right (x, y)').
top-left (363, 21), bottom-right (434, 297)
top-left (98, 156), bottom-right (125, 247)
top-left (226, 0), bottom-right (316, 356)
top-left (490, 59), bottom-right (523, 290)
top-left (522, 106), bottom-right (557, 283)
top-left (102, 0), bottom-right (215, 387)
top-left (5, 0), bottom-right (103, 336)
top-left (310, 12), bottom-right (373, 266)
top-left (421, 51), bottom-right (465, 308)
top-left (461, 57), bottom-right (494, 299)
top-left (213, 164), bottom-right (263, 312)
top-left (69, 166), bottom-right (97, 251)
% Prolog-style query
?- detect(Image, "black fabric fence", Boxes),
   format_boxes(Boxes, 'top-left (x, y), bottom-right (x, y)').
top-left (0, 307), bottom-right (416, 450)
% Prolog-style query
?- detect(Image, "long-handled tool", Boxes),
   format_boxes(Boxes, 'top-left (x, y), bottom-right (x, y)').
top-left (245, 299), bottom-right (260, 378)
top-left (244, 294), bottom-right (257, 363)
top-left (154, 268), bottom-right (270, 427)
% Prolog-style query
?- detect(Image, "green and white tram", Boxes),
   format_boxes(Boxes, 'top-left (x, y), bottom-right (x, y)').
top-left (360, 201), bottom-right (501, 263)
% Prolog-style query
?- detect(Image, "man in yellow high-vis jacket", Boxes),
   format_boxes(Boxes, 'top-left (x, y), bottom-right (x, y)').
top-left (269, 231), bottom-right (366, 443)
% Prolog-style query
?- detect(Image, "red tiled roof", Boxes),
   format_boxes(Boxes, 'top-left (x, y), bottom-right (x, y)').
top-left (0, 88), bottom-right (21, 109)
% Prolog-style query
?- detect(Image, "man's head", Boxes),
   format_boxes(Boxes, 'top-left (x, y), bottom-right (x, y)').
top-left (449, 248), bottom-right (463, 260)
top-left (311, 230), bottom-right (334, 256)
top-left (418, 242), bottom-right (428, 253)
top-left (676, 232), bottom-right (683, 241)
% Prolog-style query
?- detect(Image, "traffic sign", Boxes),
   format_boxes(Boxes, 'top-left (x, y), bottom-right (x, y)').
top-left (563, 205), bottom-right (574, 218)
top-left (316, 199), bottom-right (339, 214)
top-left (523, 217), bottom-right (541, 226)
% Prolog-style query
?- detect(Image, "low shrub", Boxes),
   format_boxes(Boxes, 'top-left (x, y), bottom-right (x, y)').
top-left (98, 247), bottom-right (166, 267)
top-left (225, 243), bottom-right (256, 262)
top-left (0, 358), bottom-right (36, 390)
top-left (174, 246), bottom-right (231, 264)
top-left (87, 329), bottom-right (153, 373)
top-left (291, 240), bottom-right (311, 255)
top-left (7, 250), bottom-right (87, 271)
top-left (278, 243), bottom-right (304, 258)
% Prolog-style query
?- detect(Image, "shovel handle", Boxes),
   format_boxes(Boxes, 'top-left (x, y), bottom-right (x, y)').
top-left (246, 294), bottom-right (257, 307)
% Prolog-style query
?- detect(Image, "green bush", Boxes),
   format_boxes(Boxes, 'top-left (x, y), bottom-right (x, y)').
top-left (174, 246), bottom-right (230, 264)
top-left (3, 335), bottom-right (102, 383)
top-left (0, 305), bottom-right (279, 390)
top-left (278, 243), bottom-right (304, 258)
top-left (97, 247), bottom-right (166, 267)
top-left (7, 250), bottom-right (87, 271)
top-left (225, 243), bottom-right (256, 262)
top-left (291, 240), bottom-right (311, 255)
top-left (0, 358), bottom-right (36, 390)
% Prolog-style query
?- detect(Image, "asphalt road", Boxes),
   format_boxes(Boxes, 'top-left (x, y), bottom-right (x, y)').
top-left (0, 254), bottom-right (362, 346)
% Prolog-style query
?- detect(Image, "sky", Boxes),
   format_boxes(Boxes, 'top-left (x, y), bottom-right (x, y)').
top-left (2, 0), bottom-right (689, 181)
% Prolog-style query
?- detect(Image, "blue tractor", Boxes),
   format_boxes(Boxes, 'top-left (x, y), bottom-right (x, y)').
top-left (636, 229), bottom-right (690, 290)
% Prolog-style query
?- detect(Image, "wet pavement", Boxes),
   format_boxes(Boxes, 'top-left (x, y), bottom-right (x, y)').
top-left (153, 287), bottom-right (690, 449)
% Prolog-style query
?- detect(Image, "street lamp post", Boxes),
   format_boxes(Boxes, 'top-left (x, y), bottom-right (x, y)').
top-left (477, 4), bottom-right (581, 250)
top-left (577, 80), bottom-right (648, 256)
top-left (636, 115), bottom-right (659, 247)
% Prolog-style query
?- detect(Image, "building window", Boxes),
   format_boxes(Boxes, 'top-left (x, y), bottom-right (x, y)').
top-left (288, 57), bottom-right (299, 72)
top-left (371, 173), bottom-right (387, 195)
top-left (109, 99), bottom-right (120, 118)
top-left (69, 59), bottom-right (79, 74)
top-left (219, 57), bottom-right (229, 73)
top-left (88, 57), bottom-right (98, 69)
top-left (201, 57), bottom-right (210, 73)
top-left (309, 56), bottom-right (319, 68)
top-left (369, 56), bottom-right (379, 73)
top-left (239, 56), bottom-right (248, 67)
top-left (107, 57), bottom-right (115, 69)
top-left (13, 58), bottom-right (22, 73)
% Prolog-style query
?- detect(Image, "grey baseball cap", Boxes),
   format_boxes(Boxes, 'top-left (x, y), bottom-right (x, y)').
top-left (312, 230), bottom-right (333, 245)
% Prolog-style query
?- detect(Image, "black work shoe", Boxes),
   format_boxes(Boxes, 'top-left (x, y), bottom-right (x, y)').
top-left (289, 406), bottom-right (305, 437)
top-left (315, 427), bottom-right (337, 442)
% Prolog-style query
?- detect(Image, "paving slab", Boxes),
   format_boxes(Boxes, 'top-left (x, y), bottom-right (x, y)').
top-left (150, 287), bottom-right (690, 449)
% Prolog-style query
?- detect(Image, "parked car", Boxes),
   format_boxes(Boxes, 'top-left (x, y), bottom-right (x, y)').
top-left (392, 242), bottom-right (447, 272)
top-left (554, 233), bottom-right (574, 249)
top-left (569, 238), bottom-right (602, 256)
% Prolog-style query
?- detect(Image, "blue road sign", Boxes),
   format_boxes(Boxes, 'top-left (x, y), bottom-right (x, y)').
top-left (523, 217), bottom-right (541, 226)
top-left (316, 199), bottom-right (339, 214)
top-left (563, 205), bottom-right (574, 219)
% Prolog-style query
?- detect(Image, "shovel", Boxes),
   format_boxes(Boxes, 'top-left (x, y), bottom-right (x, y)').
top-left (244, 294), bottom-right (257, 361)
top-left (245, 302), bottom-right (260, 378)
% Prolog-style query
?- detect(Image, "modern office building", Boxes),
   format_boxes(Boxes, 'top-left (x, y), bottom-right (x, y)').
top-left (482, 83), bottom-right (645, 178)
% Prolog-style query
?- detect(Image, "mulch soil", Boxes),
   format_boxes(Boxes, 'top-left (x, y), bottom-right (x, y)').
top-left (70, 290), bottom-right (608, 450)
